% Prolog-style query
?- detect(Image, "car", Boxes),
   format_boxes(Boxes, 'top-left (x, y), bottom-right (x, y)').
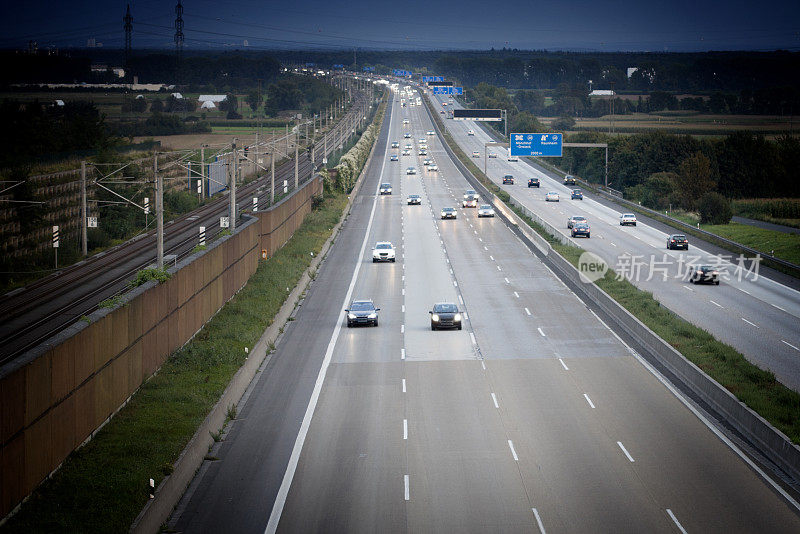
top-left (528, 178), bottom-right (540, 188)
top-left (345, 299), bottom-right (379, 327)
top-left (619, 213), bottom-right (637, 226)
top-left (404, 133), bottom-right (412, 138)
top-left (419, 149), bottom-right (428, 156)
top-left (440, 110), bottom-right (445, 114)
top-left (406, 167), bottom-right (417, 175)
top-left (423, 158), bottom-right (432, 166)
top-left (563, 175), bottom-right (577, 185)
top-left (402, 150), bottom-right (411, 156)
top-left (571, 222), bottom-right (590, 238)
top-left (667, 234), bottom-right (689, 250)
top-left (427, 130), bottom-right (435, 136)
top-left (472, 151), bottom-right (480, 158)
top-left (405, 144), bottom-right (413, 150)
top-left (442, 102), bottom-right (448, 106)
top-left (462, 190), bottom-right (479, 207)
top-left (688, 265), bottom-right (720, 285)
top-left (418, 138), bottom-right (426, 144)
top-left (488, 152), bottom-right (497, 158)
top-left (391, 141), bottom-right (399, 148)
top-left (567, 215), bottom-right (587, 229)
top-left (379, 183), bottom-right (392, 194)
top-left (502, 175), bottom-right (514, 185)
top-left (403, 118), bottom-right (410, 124)
top-left (467, 129), bottom-right (475, 136)
top-left (440, 207), bottom-right (457, 219)
top-left (428, 164), bottom-right (439, 172)
top-left (430, 302), bottom-right (462, 330)
top-left (478, 204), bottom-right (495, 217)
top-left (571, 189), bottom-right (583, 200)
top-left (545, 191), bottom-right (560, 202)
top-left (372, 241), bottom-right (396, 262)
top-left (507, 155), bottom-right (519, 162)
top-left (407, 194), bottom-right (422, 205)
top-left (390, 154), bottom-right (399, 161)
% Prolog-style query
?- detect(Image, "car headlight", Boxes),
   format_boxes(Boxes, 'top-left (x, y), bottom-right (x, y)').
top-left (454, 314), bottom-right (462, 322)
top-left (348, 313), bottom-right (356, 319)
top-left (368, 313), bottom-right (377, 319)
top-left (431, 314), bottom-right (440, 322)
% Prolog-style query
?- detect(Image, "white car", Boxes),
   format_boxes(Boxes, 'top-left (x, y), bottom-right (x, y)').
top-left (402, 150), bottom-right (410, 156)
top-left (419, 143), bottom-right (428, 149)
top-left (477, 204), bottom-right (495, 217)
top-left (406, 167), bottom-right (417, 175)
top-left (405, 144), bottom-right (413, 150)
top-left (403, 118), bottom-right (410, 124)
top-left (390, 154), bottom-right (398, 161)
top-left (379, 183), bottom-right (392, 195)
top-left (467, 129), bottom-right (475, 136)
top-left (545, 192), bottom-right (559, 202)
top-left (418, 138), bottom-right (426, 143)
top-left (391, 141), bottom-right (399, 148)
top-left (441, 207), bottom-right (457, 219)
top-left (620, 213), bottom-right (637, 226)
top-left (427, 130), bottom-right (435, 136)
top-left (428, 164), bottom-right (439, 172)
top-left (419, 149), bottom-right (427, 156)
top-left (462, 190), bottom-right (479, 207)
top-left (423, 158), bottom-right (432, 166)
top-left (472, 151), bottom-right (480, 158)
top-left (372, 242), bottom-right (396, 263)
top-left (488, 152), bottom-right (497, 158)
top-left (508, 155), bottom-right (519, 162)
top-left (407, 194), bottom-right (422, 205)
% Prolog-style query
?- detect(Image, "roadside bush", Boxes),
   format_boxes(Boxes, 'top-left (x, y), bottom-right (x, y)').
top-left (551, 116), bottom-right (576, 131)
top-left (699, 192), bottom-right (733, 224)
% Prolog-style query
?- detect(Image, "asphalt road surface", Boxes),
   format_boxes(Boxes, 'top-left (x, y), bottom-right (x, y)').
top-left (435, 94), bottom-right (800, 393)
top-left (170, 89), bottom-right (800, 533)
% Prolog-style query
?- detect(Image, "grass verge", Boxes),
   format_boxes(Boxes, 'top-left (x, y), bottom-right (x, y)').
top-left (0, 190), bottom-right (349, 533)
top-left (429, 94), bottom-right (800, 446)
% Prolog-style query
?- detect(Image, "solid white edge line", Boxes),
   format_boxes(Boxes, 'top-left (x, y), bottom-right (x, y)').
top-left (782, 340), bottom-right (800, 352)
top-left (264, 104), bottom-right (393, 534)
top-left (491, 392), bottom-right (499, 408)
top-left (404, 474), bottom-right (410, 501)
top-left (532, 508), bottom-right (547, 534)
top-left (508, 440), bottom-right (519, 461)
top-left (559, 358), bottom-right (569, 370)
top-left (617, 441), bottom-right (635, 462)
top-left (583, 393), bottom-right (596, 409)
top-left (666, 509), bottom-right (687, 534)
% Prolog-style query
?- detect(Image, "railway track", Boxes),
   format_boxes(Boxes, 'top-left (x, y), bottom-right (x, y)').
top-left (0, 91), bottom-right (370, 365)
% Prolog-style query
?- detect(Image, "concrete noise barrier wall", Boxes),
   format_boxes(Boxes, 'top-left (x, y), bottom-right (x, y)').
top-left (0, 176), bottom-right (322, 520)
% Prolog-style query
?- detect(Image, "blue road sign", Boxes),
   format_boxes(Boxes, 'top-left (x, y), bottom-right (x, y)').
top-left (433, 86), bottom-right (449, 94)
top-left (454, 87), bottom-right (463, 95)
top-left (510, 133), bottom-right (563, 157)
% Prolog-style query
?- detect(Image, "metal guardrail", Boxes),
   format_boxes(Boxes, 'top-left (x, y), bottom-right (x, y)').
top-left (461, 112), bottom-right (800, 274)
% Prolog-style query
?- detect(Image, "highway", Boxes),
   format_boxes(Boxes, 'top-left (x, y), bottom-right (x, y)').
top-left (170, 88), bottom-right (800, 533)
top-left (432, 93), bottom-right (800, 393)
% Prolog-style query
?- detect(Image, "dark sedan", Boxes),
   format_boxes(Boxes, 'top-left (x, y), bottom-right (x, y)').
top-left (571, 222), bottom-right (591, 238)
top-left (688, 265), bottom-right (720, 285)
top-left (667, 234), bottom-right (689, 250)
top-left (345, 299), bottom-right (380, 327)
top-left (502, 175), bottom-right (514, 185)
top-left (528, 178), bottom-right (540, 188)
top-left (571, 189), bottom-right (583, 200)
top-left (430, 302), bottom-right (462, 330)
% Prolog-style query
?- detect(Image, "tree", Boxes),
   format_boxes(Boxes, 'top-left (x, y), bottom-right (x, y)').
top-left (673, 152), bottom-right (717, 210)
top-left (551, 116), bottom-right (576, 131)
top-left (246, 90), bottom-right (262, 113)
top-left (698, 192), bottom-right (732, 224)
top-left (150, 99), bottom-right (164, 112)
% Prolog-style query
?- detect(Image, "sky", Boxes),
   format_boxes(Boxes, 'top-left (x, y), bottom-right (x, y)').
top-left (1, 0), bottom-right (799, 52)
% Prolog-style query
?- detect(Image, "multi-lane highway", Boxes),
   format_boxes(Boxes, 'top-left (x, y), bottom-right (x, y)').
top-left (170, 88), bottom-right (800, 533)
top-left (433, 93), bottom-right (800, 393)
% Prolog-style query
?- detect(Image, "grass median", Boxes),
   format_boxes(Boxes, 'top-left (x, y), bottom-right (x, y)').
top-left (1, 190), bottom-right (348, 533)
top-left (428, 93), bottom-right (800, 446)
